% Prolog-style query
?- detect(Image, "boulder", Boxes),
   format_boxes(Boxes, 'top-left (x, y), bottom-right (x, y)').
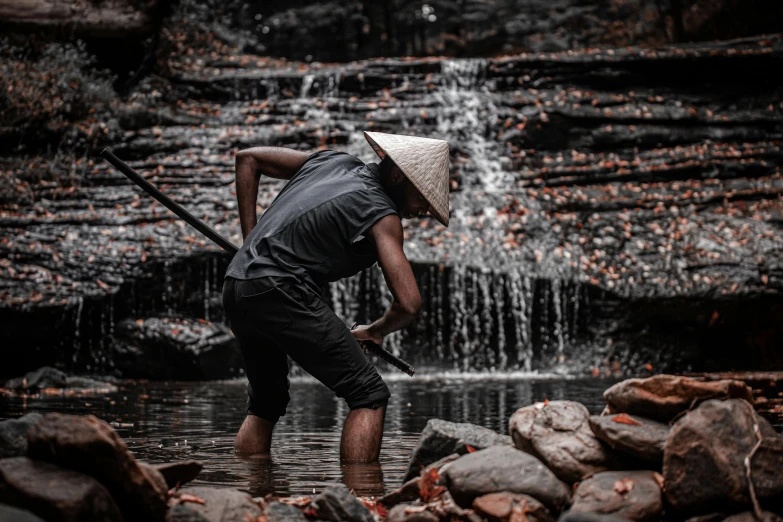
top-left (310, 485), bottom-right (374, 522)
top-left (588, 414), bottom-right (669, 465)
top-left (0, 413), bottom-right (42, 458)
top-left (0, 457), bottom-right (123, 522)
top-left (604, 375), bottom-right (753, 422)
top-left (264, 500), bottom-right (309, 522)
top-left (509, 401), bottom-right (624, 483)
top-left (26, 413), bottom-right (168, 521)
top-left (569, 471), bottom-right (663, 522)
top-left (663, 398), bottom-right (783, 515)
top-left (381, 454), bottom-right (461, 508)
top-left (166, 504), bottom-right (211, 522)
top-left (403, 419), bottom-right (511, 482)
top-left (440, 445), bottom-right (572, 514)
top-left (559, 512), bottom-right (633, 522)
top-left (172, 487), bottom-right (262, 522)
top-left (0, 504), bottom-right (47, 522)
top-left (113, 317), bottom-right (242, 380)
top-left (386, 504), bottom-right (440, 522)
top-left (154, 460), bottom-right (203, 488)
top-left (473, 492), bottom-right (556, 522)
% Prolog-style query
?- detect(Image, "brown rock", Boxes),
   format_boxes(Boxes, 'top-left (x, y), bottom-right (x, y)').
top-left (386, 504), bottom-right (440, 522)
top-left (604, 375), bottom-right (753, 422)
top-left (663, 399), bottom-right (783, 515)
top-left (154, 460), bottom-right (203, 488)
top-left (472, 492), bottom-right (556, 522)
top-left (0, 457), bottom-right (123, 522)
top-left (588, 414), bottom-right (669, 465)
top-left (509, 401), bottom-right (623, 483)
top-left (440, 445), bottom-right (572, 514)
top-left (723, 512), bottom-right (783, 522)
top-left (570, 471), bottom-right (663, 522)
top-left (173, 486), bottom-right (262, 522)
top-left (26, 413), bottom-right (168, 521)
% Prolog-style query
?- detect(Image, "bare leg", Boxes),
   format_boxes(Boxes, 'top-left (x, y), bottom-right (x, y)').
top-left (340, 407), bottom-right (386, 462)
top-left (234, 414), bottom-right (274, 454)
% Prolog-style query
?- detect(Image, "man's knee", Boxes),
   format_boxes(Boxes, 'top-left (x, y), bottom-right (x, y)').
top-left (342, 366), bottom-right (391, 411)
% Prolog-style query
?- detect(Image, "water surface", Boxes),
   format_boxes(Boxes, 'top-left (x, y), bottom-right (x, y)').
top-left (0, 373), bottom-right (616, 496)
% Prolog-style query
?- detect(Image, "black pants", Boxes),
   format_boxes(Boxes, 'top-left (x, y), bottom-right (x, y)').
top-left (222, 276), bottom-right (390, 423)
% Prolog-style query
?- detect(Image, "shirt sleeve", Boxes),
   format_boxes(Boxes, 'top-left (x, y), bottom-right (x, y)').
top-left (349, 188), bottom-right (399, 244)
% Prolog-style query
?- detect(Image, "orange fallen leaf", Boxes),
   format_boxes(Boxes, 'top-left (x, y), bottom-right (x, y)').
top-left (465, 444), bottom-right (476, 453)
top-left (613, 478), bottom-right (634, 494)
top-left (179, 493), bottom-right (206, 504)
top-left (611, 413), bottom-right (643, 426)
top-left (419, 467), bottom-right (445, 502)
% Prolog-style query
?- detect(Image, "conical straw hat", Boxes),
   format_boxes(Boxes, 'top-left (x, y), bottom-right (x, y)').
top-left (364, 131), bottom-right (450, 227)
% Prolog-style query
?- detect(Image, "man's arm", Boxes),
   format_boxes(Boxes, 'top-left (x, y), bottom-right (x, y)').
top-left (235, 146), bottom-right (312, 241)
top-left (353, 214), bottom-right (422, 344)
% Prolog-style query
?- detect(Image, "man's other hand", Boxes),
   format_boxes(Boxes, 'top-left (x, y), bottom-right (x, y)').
top-left (351, 325), bottom-right (383, 346)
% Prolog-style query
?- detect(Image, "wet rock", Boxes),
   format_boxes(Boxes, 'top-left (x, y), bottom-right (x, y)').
top-left (559, 512), bottom-right (633, 522)
top-left (386, 504), bottom-right (440, 522)
top-left (441, 445), bottom-right (572, 514)
top-left (683, 515), bottom-right (726, 522)
top-left (166, 504), bottom-right (210, 522)
top-left (113, 317), bottom-right (242, 380)
top-left (663, 399), bottom-right (783, 515)
top-left (403, 419), bottom-right (511, 482)
top-left (570, 471), bottom-right (663, 522)
top-left (0, 504), bottom-right (46, 522)
top-left (154, 460), bottom-right (203, 488)
top-left (723, 512), bottom-right (783, 522)
top-left (311, 485), bottom-right (374, 522)
top-left (173, 487), bottom-right (262, 522)
top-left (473, 492), bottom-right (556, 522)
top-left (0, 413), bottom-right (42, 458)
top-left (509, 401), bottom-right (623, 483)
top-left (588, 414), bottom-right (669, 465)
top-left (3, 367), bottom-right (118, 392)
top-left (138, 462), bottom-right (169, 496)
top-left (26, 413), bottom-right (168, 521)
top-left (0, 457), bottom-right (123, 522)
top-left (380, 477), bottom-right (422, 508)
top-left (604, 375), bottom-right (754, 422)
top-left (264, 501), bottom-right (309, 522)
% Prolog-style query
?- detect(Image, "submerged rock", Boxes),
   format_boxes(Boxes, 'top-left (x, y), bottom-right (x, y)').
top-left (604, 375), bottom-right (753, 422)
top-left (569, 471), bottom-right (663, 522)
top-left (310, 485), bottom-right (374, 522)
top-left (26, 413), bottom-right (168, 521)
top-left (441, 445), bottom-right (572, 514)
top-left (509, 401), bottom-right (625, 483)
top-left (113, 317), bottom-right (242, 380)
top-left (473, 492), bottom-right (556, 522)
top-left (403, 419), bottom-right (511, 482)
top-left (663, 399), bottom-right (783, 515)
top-left (0, 412), bottom-right (42, 458)
top-left (0, 457), bottom-right (123, 522)
top-left (264, 501), bottom-right (309, 522)
top-left (588, 414), bottom-right (669, 465)
top-left (172, 487), bottom-right (262, 522)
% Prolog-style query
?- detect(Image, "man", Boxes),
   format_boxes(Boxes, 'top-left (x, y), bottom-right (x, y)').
top-left (222, 131), bottom-right (450, 462)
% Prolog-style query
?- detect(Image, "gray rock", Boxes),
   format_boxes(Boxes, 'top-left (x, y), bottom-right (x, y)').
top-left (386, 504), bottom-right (440, 522)
top-left (604, 375), bottom-right (753, 422)
top-left (570, 471), bottom-right (663, 522)
top-left (0, 457), bottom-right (123, 522)
top-left (441, 445), bottom-right (572, 514)
top-left (381, 453), bottom-right (461, 508)
top-left (509, 401), bottom-right (623, 483)
top-left (4, 367), bottom-right (67, 390)
top-left (265, 501), bottom-right (309, 522)
top-left (403, 419), bottom-right (511, 482)
top-left (473, 492), bottom-right (555, 522)
top-left (588, 414), bottom-right (669, 465)
top-left (0, 503), bottom-right (47, 522)
top-left (166, 504), bottom-right (211, 522)
top-left (174, 487), bottom-right (262, 522)
top-left (0, 413), bottom-right (42, 458)
top-left (559, 511), bottom-right (633, 522)
top-left (663, 398), bottom-right (783, 515)
top-left (311, 485), bottom-right (374, 522)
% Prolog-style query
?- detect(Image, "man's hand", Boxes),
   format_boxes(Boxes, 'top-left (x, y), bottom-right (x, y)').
top-left (351, 324), bottom-right (384, 346)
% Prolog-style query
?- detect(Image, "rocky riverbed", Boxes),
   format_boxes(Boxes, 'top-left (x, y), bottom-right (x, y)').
top-left (1, 373), bottom-right (782, 522)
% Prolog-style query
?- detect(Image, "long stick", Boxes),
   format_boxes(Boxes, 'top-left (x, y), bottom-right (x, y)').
top-left (100, 148), bottom-right (415, 376)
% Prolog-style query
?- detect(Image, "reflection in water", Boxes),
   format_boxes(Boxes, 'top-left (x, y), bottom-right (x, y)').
top-left (0, 374), bottom-right (615, 496)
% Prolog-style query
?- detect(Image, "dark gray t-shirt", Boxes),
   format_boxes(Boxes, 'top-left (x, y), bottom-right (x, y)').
top-left (225, 150), bottom-right (398, 294)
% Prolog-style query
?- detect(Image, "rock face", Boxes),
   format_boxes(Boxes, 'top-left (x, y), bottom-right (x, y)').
top-left (441, 445), bottom-right (572, 514)
top-left (0, 412), bottom-right (42, 458)
top-left (310, 485), bottom-right (374, 522)
top-left (113, 317), bottom-right (242, 380)
top-left (509, 400), bottom-right (623, 483)
top-left (604, 375), bottom-right (754, 421)
top-left (472, 492), bottom-right (555, 522)
top-left (0, 457), bottom-right (123, 522)
top-left (403, 419), bottom-right (511, 482)
top-left (570, 471), bottom-right (663, 522)
top-left (588, 414), bottom-right (669, 464)
top-left (663, 398), bottom-right (783, 515)
top-left (173, 487), bottom-right (262, 522)
top-left (26, 413), bottom-right (168, 521)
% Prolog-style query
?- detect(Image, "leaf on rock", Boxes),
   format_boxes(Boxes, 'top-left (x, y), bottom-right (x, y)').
top-left (611, 413), bottom-right (643, 426)
top-left (613, 478), bottom-right (634, 495)
top-left (178, 493), bottom-right (206, 504)
top-left (465, 444), bottom-right (476, 453)
top-left (419, 467), bottom-right (445, 502)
